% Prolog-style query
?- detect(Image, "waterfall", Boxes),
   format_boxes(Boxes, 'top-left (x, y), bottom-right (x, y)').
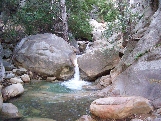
top-left (61, 55), bottom-right (90, 90)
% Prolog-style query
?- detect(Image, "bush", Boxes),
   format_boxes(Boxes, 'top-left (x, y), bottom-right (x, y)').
top-left (67, 0), bottom-right (95, 41)
top-left (13, 0), bottom-right (57, 35)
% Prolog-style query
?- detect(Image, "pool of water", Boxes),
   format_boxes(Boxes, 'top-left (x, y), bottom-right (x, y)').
top-left (4, 81), bottom-right (97, 121)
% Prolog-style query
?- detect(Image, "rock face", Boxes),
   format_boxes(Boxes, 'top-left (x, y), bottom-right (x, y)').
top-left (90, 96), bottom-right (153, 119)
top-left (78, 48), bottom-right (120, 81)
top-left (111, 7), bottom-right (161, 101)
top-left (13, 33), bottom-right (75, 80)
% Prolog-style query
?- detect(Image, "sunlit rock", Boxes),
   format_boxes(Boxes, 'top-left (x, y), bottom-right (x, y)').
top-left (21, 74), bottom-right (30, 83)
top-left (90, 96), bottom-right (153, 119)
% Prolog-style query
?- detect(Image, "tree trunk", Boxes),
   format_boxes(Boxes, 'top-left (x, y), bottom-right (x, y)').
top-left (60, 0), bottom-right (69, 42)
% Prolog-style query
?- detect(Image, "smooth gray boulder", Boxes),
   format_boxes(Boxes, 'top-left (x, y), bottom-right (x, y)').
top-left (78, 48), bottom-right (120, 81)
top-left (13, 33), bottom-right (75, 80)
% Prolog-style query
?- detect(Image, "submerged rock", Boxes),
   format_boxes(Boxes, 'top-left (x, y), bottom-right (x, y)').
top-left (90, 96), bottom-right (153, 119)
top-left (13, 33), bottom-right (75, 80)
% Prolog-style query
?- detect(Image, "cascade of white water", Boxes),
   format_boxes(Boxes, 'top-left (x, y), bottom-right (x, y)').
top-left (61, 55), bottom-right (90, 90)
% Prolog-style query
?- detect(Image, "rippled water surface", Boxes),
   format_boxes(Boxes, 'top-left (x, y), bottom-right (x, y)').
top-left (6, 81), bottom-right (97, 121)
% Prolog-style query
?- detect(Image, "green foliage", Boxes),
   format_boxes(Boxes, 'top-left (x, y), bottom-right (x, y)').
top-left (67, 0), bottom-right (95, 40)
top-left (135, 50), bottom-right (148, 60)
top-left (13, 0), bottom-right (56, 35)
top-left (95, 0), bottom-right (118, 22)
top-left (103, 0), bottom-right (140, 42)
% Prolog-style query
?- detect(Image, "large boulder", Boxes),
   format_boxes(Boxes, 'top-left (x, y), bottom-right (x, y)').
top-left (13, 33), bottom-right (75, 80)
top-left (90, 96), bottom-right (153, 119)
top-left (78, 48), bottom-right (120, 81)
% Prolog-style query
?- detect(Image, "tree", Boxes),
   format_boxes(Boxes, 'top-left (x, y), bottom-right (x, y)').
top-left (60, 0), bottom-right (69, 41)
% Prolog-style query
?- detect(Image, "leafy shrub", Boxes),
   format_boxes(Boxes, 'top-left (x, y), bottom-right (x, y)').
top-left (67, 0), bottom-right (95, 41)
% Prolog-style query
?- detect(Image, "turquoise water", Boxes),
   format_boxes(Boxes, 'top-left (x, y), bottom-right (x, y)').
top-left (5, 81), bottom-right (97, 121)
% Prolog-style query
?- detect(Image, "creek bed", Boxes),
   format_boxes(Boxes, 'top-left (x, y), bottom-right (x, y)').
top-left (5, 81), bottom-right (97, 121)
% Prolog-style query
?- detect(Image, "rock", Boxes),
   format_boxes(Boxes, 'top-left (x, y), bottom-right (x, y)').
top-left (131, 119), bottom-right (143, 121)
top-left (131, 0), bottom-right (156, 39)
top-left (154, 118), bottom-right (161, 121)
top-left (13, 33), bottom-right (75, 80)
top-left (76, 115), bottom-right (96, 121)
top-left (77, 41), bottom-right (88, 53)
top-left (152, 98), bottom-right (161, 109)
top-left (78, 48), bottom-right (120, 81)
top-left (3, 48), bottom-right (12, 58)
top-left (112, 46), bottom-right (161, 100)
top-left (0, 57), bottom-right (5, 82)
top-left (10, 77), bottom-right (23, 84)
top-left (89, 19), bottom-right (107, 41)
top-left (99, 75), bottom-right (111, 87)
top-left (0, 85), bottom-right (3, 110)
top-left (21, 74), bottom-right (30, 83)
top-left (46, 77), bottom-right (56, 82)
top-left (3, 60), bottom-right (15, 71)
top-left (156, 108), bottom-right (161, 114)
top-left (109, 6), bottom-right (161, 101)
top-left (90, 96), bottom-right (153, 119)
top-left (1, 103), bottom-right (21, 119)
top-left (2, 83), bottom-right (24, 100)
top-left (12, 68), bottom-right (27, 76)
top-left (5, 71), bottom-right (15, 79)
top-left (23, 118), bottom-right (56, 121)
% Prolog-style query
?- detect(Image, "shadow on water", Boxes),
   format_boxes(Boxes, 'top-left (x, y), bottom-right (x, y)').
top-left (1, 81), bottom-right (97, 121)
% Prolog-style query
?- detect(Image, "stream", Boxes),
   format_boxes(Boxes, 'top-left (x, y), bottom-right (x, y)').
top-left (7, 81), bottom-right (97, 121)
top-left (2, 56), bottom-right (98, 121)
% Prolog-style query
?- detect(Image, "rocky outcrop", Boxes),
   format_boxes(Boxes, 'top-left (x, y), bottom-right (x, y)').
top-left (90, 96), bottom-right (153, 119)
top-left (13, 33), bottom-right (75, 80)
top-left (110, 5), bottom-right (161, 101)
